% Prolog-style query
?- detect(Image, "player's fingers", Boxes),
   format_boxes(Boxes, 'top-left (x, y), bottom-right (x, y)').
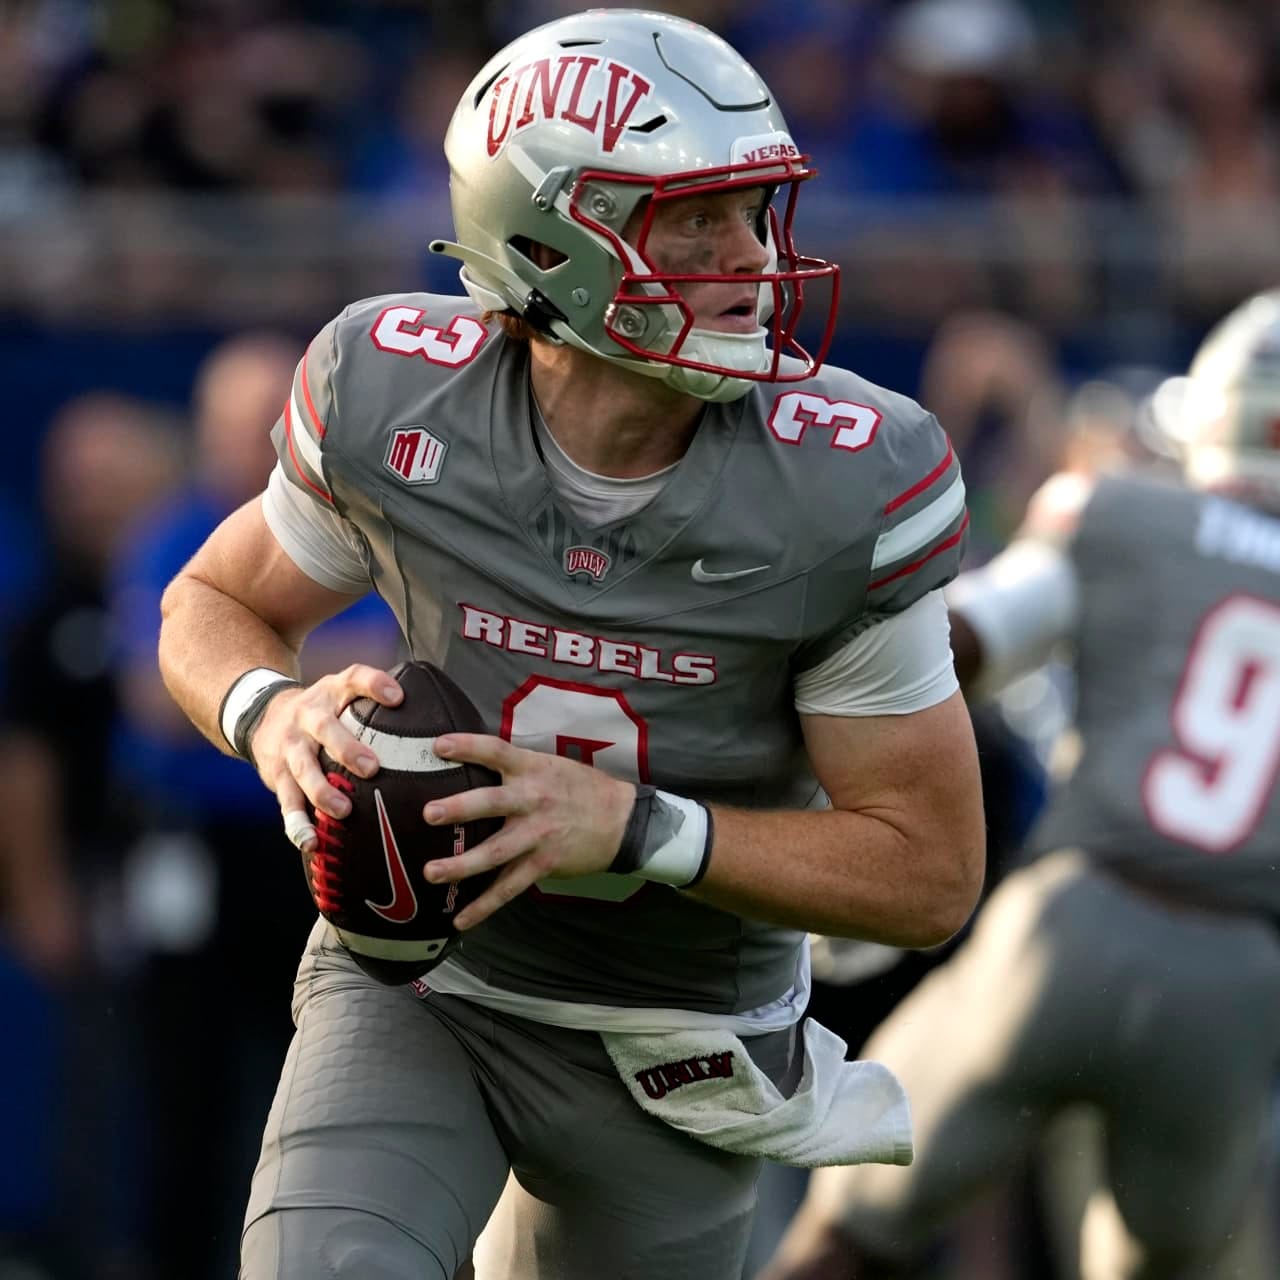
top-left (329, 662), bottom-right (404, 707)
top-left (301, 704), bottom-right (381, 780)
top-left (284, 734), bottom-right (352, 820)
top-left (282, 809), bottom-right (318, 853)
top-left (275, 773), bottom-right (318, 854)
top-left (423, 784), bottom-right (521, 826)
top-left (433, 732), bottom-right (521, 773)
top-left (453, 857), bottom-right (543, 931)
top-left (423, 823), bottom-right (527, 884)
top-left (294, 668), bottom-right (405, 779)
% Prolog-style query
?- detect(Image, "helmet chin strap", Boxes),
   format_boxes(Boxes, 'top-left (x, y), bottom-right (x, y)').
top-left (659, 328), bottom-right (769, 402)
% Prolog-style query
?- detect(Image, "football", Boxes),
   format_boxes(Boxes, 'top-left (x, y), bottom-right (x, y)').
top-left (303, 659), bottom-right (502, 984)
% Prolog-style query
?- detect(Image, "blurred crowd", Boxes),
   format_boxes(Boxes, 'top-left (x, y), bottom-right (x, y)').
top-left (3, 0), bottom-right (1280, 330)
top-left (1, 1), bottom-right (1279, 1278)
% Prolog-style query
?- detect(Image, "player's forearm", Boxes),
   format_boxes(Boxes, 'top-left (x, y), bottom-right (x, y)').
top-left (159, 571), bottom-right (303, 755)
top-left (687, 803), bottom-right (983, 947)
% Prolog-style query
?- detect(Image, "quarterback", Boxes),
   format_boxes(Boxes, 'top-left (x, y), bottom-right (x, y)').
top-left (158, 11), bottom-right (984, 1280)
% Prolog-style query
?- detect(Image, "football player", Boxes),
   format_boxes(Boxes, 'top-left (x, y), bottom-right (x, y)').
top-left (760, 290), bottom-right (1280, 1280)
top-left (156, 12), bottom-right (985, 1280)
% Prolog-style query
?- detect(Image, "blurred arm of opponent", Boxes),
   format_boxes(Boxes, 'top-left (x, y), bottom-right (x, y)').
top-left (946, 471), bottom-right (1091, 696)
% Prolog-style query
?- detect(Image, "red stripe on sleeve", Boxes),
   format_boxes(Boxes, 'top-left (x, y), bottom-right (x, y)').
top-left (884, 438), bottom-right (955, 515)
top-left (284, 397), bottom-right (334, 505)
top-left (867, 511), bottom-right (969, 590)
top-left (300, 351), bottom-right (326, 439)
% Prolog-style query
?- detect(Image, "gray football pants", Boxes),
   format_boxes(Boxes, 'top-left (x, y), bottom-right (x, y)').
top-left (803, 849), bottom-right (1280, 1280)
top-left (240, 920), bottom-right (797, 1280)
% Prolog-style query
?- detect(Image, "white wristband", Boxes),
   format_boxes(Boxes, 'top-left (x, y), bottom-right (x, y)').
top-left (219, 667), bottom-right (297, 755)
top-left (634, 790), bottom-right (711, 887)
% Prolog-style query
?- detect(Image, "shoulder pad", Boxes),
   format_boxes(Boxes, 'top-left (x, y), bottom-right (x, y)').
top-left (271, 293), bottom-right (493, 508)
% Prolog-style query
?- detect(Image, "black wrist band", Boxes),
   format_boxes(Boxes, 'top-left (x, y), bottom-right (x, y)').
top-left (234, 680), bottom-right (301, 768)
top-left (610, 784), bottom-right (658, 875)
top-left (610, 785), bottom-right (711, 887)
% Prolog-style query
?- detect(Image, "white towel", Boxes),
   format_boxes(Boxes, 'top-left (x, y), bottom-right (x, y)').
top-left (600, 1017), bottom-right (913, 1168)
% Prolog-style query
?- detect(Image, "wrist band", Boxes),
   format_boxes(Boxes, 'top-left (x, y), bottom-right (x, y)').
top-left (610, 786), bottom-right (713, 888)
top-left (218, 667), bottom-right (301, 765)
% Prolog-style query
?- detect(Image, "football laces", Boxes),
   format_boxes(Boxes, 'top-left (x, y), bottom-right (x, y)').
top-left (310, 772), bottom-right (356, 916)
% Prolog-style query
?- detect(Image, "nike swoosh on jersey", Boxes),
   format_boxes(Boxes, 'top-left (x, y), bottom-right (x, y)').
top-left (367, 789), bottom-right (419, 924)
top-left (690, 559), bottom-right (772, 583)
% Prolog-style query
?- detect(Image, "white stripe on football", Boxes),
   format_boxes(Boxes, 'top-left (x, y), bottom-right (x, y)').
top-left (338, 706), bottom-right (465, 773)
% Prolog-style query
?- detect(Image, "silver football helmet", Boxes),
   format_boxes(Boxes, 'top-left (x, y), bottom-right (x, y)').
top-left (1168, 289), bottom-right (1280, 504)
top-left (430, 9), bottom-right (839, 402)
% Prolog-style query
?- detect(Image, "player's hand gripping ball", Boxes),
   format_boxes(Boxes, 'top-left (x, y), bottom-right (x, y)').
top-left (303, 660), bottom-right (501, 985)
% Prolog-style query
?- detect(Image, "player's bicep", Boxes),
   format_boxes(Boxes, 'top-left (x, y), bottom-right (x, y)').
top-left (793, 591), bottom-right (973, 823)
top-left (803, 691), bottom-right (979, 823)
top-left (801, 692), bottom-right (984, 930)
top-left (179, 497), bottom-right (367, 649)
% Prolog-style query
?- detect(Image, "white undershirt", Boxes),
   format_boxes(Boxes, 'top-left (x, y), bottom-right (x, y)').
top-left (531, 405), bottom-right (676, 526)
top-left (263, 459), bottom-right (957, 717)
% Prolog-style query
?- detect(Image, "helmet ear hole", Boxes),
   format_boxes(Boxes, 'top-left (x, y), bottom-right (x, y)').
top-left (509, 237), bottom-right (569, 271)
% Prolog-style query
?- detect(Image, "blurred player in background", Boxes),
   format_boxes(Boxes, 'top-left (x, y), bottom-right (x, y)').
top-left (3, 395), bottom-right (184, 982)
top-left (156, 11), bottom-right (985, 1280)
top-left (761, 289), bottom-right (1280, 1280)
top-left (0, 394), bottom-right (184, 1280)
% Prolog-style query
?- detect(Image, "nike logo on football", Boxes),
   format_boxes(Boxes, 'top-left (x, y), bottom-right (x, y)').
top-left (367, 789), bottom-right (418, 924)
top-left (690, 559), bottom-right (771, 583)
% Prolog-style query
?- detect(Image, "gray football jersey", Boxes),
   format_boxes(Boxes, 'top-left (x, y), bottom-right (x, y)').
top-left (1029, 473), bottom-right (1280, 915)
top-left (272, 292), bottom-right (967, 1012)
